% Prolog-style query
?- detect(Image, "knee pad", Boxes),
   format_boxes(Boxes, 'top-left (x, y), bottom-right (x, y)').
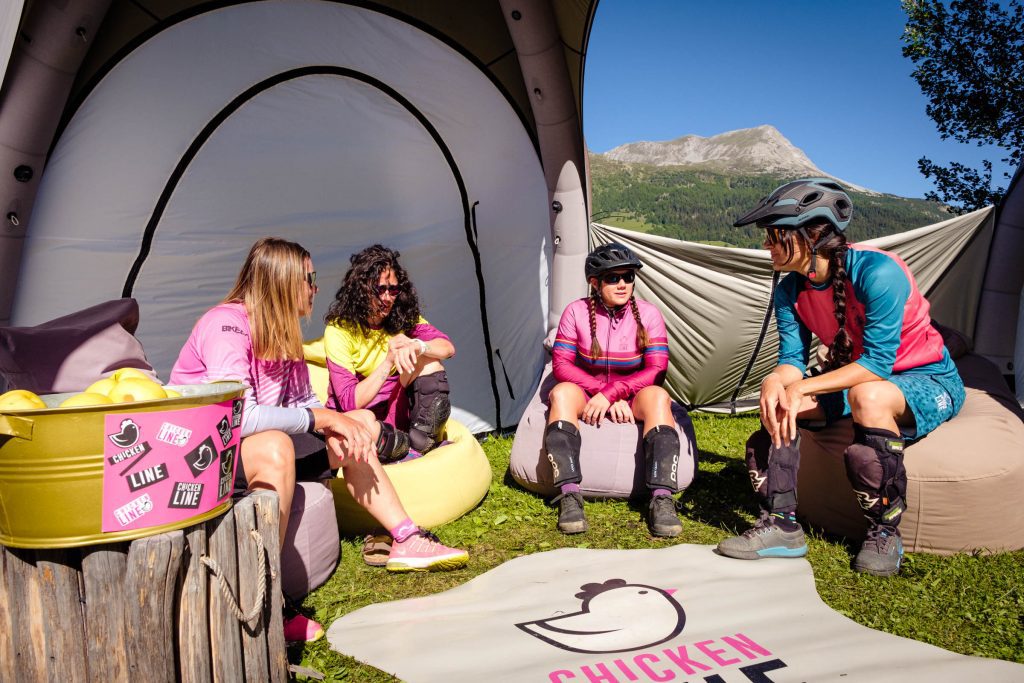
top-left (408, 371), bottom-right (452, 453)
top-left (544, 420), bottom-right (582, 487)
top-left (843, 424), bottom-right (907, 526)
top-left (375, 421), bottom-right (410, 464)
top-left (644, 425), bottom-right (681, 492)
top-left (744, 428), bottom-right (800, 513)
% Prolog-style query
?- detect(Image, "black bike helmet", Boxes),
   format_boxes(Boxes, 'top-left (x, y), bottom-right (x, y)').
top-left (585, 242), bottom-right (643, 279)
top-left (733, 178), bottom-right (853, 233)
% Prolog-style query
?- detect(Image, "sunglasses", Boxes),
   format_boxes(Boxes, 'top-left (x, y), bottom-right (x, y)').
top-left (600, 271), bottom-right (636, 285)
top-left (763, 228), bottom-right (786, 246)
top-left (376, 284), bottom-right (401, 297)
top-left (305, 271), bottom-right (317, 287)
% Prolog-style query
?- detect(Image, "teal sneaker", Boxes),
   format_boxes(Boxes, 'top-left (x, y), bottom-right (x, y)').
top-left (717, 514), bottom-right (808, 560)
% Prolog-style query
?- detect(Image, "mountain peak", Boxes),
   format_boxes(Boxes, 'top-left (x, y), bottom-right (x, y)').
top-left (600, 126), bottom-right (869, 191)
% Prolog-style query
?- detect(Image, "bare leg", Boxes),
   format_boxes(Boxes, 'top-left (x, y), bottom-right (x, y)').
top-left (629, 385), bottom-right (674, 435)
top-left (240, 430), bottom-right (296, 546)
top-left (848, 381), bottom-right (912, 432)
top-left (547, 381), bottom-right (587, 426)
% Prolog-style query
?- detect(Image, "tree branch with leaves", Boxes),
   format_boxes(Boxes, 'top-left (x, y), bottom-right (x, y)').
top-left (902, 0), bottom-right (1023, 213)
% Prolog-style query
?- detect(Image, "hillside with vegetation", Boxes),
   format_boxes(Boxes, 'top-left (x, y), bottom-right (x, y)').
top-left (590, 153), bottom-right (951, 248)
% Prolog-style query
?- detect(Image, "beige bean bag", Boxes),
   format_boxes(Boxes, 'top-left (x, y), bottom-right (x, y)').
top-left (797, 352), bottom-right (1024, 555)
top-left (509, 364), bottom-right (698, 498)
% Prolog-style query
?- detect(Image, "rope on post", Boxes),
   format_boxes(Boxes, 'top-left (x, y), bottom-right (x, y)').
top-left (200, 529), bottom-right (268, 628)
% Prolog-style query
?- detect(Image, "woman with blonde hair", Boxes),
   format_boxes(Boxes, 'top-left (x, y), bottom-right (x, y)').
top-left (171, 237), bottom-right (468, 643)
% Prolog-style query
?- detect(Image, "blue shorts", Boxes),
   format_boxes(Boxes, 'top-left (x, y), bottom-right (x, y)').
top-left (817, 366), bottom-right (965, 440)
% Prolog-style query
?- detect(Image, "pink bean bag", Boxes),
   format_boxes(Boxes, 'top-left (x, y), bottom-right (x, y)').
top-left (280, 480), bottom-right (339, 600)
top-left (509, 364), bottom-right (697, 498)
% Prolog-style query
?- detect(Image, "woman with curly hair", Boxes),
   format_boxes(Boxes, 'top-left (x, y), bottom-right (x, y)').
top-left (717, 179), bottom-right (965, 577)
top-left (323, 244), bottom-right (454, 459)
top-left (172, 238), bottom-right (468, 642)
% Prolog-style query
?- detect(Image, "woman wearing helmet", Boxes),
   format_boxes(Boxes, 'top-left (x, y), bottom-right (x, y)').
top-left (718, 179), bottom-right (965, 576)
top-left (544, 242), bottom-right (694, 537)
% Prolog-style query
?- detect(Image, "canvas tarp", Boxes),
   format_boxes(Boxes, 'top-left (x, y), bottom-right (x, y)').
top-left (591, 206), bottom-right (995, 411)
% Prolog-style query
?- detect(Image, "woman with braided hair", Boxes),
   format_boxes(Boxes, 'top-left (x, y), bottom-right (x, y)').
top-left (718, 179), bottom-right (965, 576)
top-left (544, 242), bottom-right (693, 537)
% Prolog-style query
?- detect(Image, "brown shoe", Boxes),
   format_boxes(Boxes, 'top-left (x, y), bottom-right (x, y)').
top-left (362, 532), bottom-right (392, 567)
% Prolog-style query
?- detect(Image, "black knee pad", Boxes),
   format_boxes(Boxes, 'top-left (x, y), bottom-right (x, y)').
top-left (744, 428), bottom-right (800, 513)
top-left (408, 371), bottom-right (451, 453)
top-left (644, 425), bottom-right (681, 492)
top-left (544, 420), bottom-right (582, 487)
top-left (376, 421), bottom-right (410, 464)
top-left (843, 424), bottom-right (906, 526)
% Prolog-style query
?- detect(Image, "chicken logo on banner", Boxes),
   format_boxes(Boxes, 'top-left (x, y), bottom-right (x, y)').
top-left (515, 579), bottom-right (686, 654)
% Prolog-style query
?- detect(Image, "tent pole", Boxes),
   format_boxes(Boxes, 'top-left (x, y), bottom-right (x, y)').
top-left (498, 0), bottom-right (589, 333)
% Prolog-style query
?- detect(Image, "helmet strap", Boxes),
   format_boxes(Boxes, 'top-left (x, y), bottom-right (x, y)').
top-left (797, 226), bottom-right (832, 280)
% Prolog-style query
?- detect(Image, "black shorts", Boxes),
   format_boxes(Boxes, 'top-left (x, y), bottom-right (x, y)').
top-left (233, 432), bottom-right (334, 497)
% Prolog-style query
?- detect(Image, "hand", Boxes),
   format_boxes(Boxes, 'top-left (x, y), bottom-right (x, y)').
top-left (608, 400), bottom-right (634, 424)
top-left (581, 392), bottom-right (612, 426)
top-left (387, 333), bottom-right (412, 351)
top-left (759, 375), bottom-right (788, 448)
top-left (780, 382), bottom-right (806, 447)
top-left (391, 342), bottom-right (420, 375)
top-left (318, 411), bottom-right (375, 462)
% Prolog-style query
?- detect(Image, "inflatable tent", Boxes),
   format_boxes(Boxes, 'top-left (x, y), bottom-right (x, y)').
top-left (2, 0), bottom-right (1022, 427)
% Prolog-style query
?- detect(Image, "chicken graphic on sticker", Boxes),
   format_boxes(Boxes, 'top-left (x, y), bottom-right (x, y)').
top-left (108, 418), bottom-right (141, 448)
top-left (184, 436), bottom-right (219, 479)
top-left (515, 579), bottom-right (686, 654)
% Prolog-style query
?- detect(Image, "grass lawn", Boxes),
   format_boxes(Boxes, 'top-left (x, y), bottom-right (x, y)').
top-left (295, 413), bottom-right (1024, 680)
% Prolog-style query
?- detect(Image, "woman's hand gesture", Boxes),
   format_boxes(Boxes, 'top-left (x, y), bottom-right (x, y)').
top-left (608, 400), bottom-right (635, 424)
top-left (387, 334), bottom-right (421, 375)
top-left (582, 392), bottom-right (612, 426)
top-left (318, 410), bottom-right (375, 462)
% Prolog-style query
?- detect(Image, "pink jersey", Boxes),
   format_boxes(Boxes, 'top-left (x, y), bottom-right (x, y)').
top-left (170, 302), bottom-right (317, 409)
top-left (552, 297), bottom-right (670, 403)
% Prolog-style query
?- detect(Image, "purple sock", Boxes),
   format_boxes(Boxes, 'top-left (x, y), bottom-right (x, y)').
top-left (389, 518), bottom-right (418, 543)
top-left (560, 483), bottom-right (581, 495)
top-left (651, 488), bottom-right (673, 499)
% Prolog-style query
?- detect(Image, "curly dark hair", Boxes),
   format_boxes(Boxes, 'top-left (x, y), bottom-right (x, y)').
top-left (324, 244), bottom-right (421, 336)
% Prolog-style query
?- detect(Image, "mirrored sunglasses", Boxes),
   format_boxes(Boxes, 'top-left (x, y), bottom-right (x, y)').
top-left (376, 284), bottom-right (401, 297)
top-left (601, 271), bottom-right (636, 285)
top-left (305, 271), bottom-right (317, 287)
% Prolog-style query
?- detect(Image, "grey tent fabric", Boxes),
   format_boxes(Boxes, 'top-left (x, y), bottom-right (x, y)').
top-left (0, 1), bottom-right (22, 90)
top-left (591, 207), bottom-right (994, 410)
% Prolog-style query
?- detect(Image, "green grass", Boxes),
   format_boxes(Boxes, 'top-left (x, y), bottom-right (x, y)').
top-left (293, 413), bottom-right (1024, 680)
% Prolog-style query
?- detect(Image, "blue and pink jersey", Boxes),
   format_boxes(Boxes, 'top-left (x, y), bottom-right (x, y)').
top-left (552, 297), bottom-right (670, 403)
top-left (775, 245), bottom-right (955, 378)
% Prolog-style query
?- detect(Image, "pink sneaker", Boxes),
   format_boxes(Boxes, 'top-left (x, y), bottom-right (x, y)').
top-left (386, 530), bottom-right (469, 573)
top-left (283, 612), bottom-right (324, 643)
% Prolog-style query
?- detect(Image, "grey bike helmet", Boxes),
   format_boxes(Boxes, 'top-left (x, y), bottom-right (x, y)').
top-left (733, 178), bottom-right (853, 232)
top-left (585, 242), bottom-right (643, 279)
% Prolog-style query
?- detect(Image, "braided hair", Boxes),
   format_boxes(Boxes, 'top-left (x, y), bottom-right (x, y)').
top-left (800, 222), bottom-right (853, 371)
top-left (587, 282), bottom-right (650, 361)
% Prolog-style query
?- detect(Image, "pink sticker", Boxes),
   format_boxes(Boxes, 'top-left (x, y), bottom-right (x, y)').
top-left (101, 398), bottom-right (243, 533)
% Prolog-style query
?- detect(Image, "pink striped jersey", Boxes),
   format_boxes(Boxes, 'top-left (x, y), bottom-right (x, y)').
top-left (170, 302), bottom-right (317, 410)
top-left (552, 297), bottom-right (670, 403)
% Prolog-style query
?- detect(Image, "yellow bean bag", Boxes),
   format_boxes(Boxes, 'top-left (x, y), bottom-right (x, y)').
top-left (303, 338), bottom-right (491, 535)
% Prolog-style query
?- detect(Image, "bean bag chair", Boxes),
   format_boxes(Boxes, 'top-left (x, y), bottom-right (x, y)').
top-left (796, 352), bottom-right (1024, 555)
top-left (331, 418), bottom-right (491, 535)
top-left (509, 364), bottom-right (698, 498)
top-left (280, 480), bottom-right (340, 601)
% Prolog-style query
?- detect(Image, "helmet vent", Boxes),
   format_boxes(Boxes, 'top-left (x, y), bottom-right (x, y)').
top-left (799, 191), bottom-right (822, 206)
top-left (836, 199), bottom-right (852, 219)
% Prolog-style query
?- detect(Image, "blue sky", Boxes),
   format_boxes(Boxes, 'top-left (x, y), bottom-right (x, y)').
top-left (583, 1), bottom-right (1011, 198)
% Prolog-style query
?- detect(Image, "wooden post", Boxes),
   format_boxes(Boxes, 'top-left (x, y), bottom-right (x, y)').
top-left (36, 549), bottom-right (89, 680)
top-left (179, 526), bottom-right (212, 683)
top-left (81, 544), bottom-right (129, 682)
top-left (252, 490), bottom-right (288, 682)
top-left (207, 508), bottom-right (243, 682)
top-left (5, 547), bottom-right (47, 681)
top-left (125, 531), bottom-right (184, 682)
top-left (0, 544), bottom-right (16, 682)
top-left (234, 496), bottom-right (269, 682)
